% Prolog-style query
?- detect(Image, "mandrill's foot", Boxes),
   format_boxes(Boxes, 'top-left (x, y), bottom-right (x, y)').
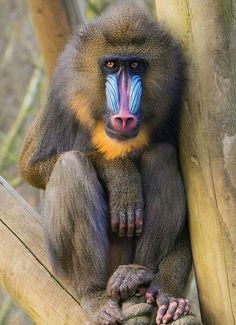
top-left (155, 294), bottom-right (190, 324)
top-left (107, 265), bottom-right (155, 300)
top-left (99, 299), bottom-right (125, 325)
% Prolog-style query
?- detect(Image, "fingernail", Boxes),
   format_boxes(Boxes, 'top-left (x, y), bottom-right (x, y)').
top-left (163, 320), bottom-right (167, 324)
top-left (173, 316), bottom-right (178, 320)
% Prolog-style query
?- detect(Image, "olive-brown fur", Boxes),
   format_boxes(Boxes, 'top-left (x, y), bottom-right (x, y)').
top-left (19, 1), bottom-right (202, 324)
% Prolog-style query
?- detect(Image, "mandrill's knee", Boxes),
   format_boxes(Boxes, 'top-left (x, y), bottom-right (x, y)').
top-left (47, 150), bottom-right (103, 205)
top-left (48, 151), bottom-right (89, 184)
top-left (57, 150), bottom-right (87, 173)
top-left (45, 151), bottom-right (86, 197)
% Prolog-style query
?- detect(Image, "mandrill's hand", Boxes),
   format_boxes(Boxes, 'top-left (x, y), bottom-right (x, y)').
top-left (109, 185), bottom-right (143, 238)
top-left (99, 299), bottom-right (125, 325)
top-left (107, 265), bottom-right (155, 300)
top-left (93, 155), bottom-right (144, 238)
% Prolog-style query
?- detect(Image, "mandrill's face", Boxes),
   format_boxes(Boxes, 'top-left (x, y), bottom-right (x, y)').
top-left (68, 6), bottom-right (182, 159)
top-left (100, 55), bottom-right (148, 141)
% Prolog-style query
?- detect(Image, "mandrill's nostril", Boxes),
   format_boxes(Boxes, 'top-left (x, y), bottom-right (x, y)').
top-left (126, 117), bottom-right (135, 128)
top-left (112, 115), bottom-right (137, 131)
top-left (114, 117), bottom-right (123, 127)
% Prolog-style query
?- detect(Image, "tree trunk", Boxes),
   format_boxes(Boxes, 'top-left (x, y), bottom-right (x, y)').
top-left (155, 1), bottom-right (236, 324)
top-left (27, 0), bottom-right (83, 77)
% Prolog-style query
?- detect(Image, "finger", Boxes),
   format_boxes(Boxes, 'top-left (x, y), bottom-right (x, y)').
top-left (111, 214), bottom-right (119, 233)
top-left (127, 283), bottom-right (137, 297)
top-left (119, 284), bottom-right (129, 300)
top-left (106, 302), bottom-right (125, 323)
top-left (145, 292), bottom-right (155, 304)
top-left (119, 212), bottom-right (126, 237)
top-left (111, 283), bottom-right (122, 300)
top-left (119, 272), bottom-right (143, 299)
top-left (107, 275), bottom-right (118, 295)
top-left (185, 305), bottom-right (190, 312)
top-left (135, 208), bottom-right (143, 236)
top-left (119, 275), bottom-right (134, 299)
top-left (145, 283), bottom-right (158, 304)
top-left (107, 275), bottom-right (123, 299)
top-left (184, 299), bottom-right (190, 315)
top-left (173, 299), bottom-right (186, 320)
top-left (162, 301), bottom-right (178, 324)
top-left (185, 299), bottom-right (190, 308)
top-left (127, 209), bottom-right (135, 238)
top-left (100, 310), bottom-right (116, 325)
top-left (156, 304), bottom-right (168, 325)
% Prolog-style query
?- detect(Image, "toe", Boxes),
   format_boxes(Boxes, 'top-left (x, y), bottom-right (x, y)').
top-left (156, 304), bottom-right (168, 325)
top-left (162, 300), bottom-right (178, 323)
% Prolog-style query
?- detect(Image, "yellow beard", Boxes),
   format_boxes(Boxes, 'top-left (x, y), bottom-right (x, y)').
top-left (69, 94), bottom-right (94, 129)
top-left (91, 122), bottom-right (149, 160)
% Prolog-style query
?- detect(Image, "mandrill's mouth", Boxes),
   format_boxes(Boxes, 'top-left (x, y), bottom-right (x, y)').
top-left (105, 124), bottom-right (140, 140)
top-left (91, 121), bottom-right (149, 160)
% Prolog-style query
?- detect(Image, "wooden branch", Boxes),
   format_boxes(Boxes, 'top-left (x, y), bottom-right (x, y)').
top-left (27, 0), bottom-right (71, 77)
top-left (0, 177), bottom-right (94, 325)
top-left (155, 1), bottom-right (236, 324)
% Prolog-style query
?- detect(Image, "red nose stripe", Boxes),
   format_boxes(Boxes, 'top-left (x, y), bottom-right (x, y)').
top-left (119, 68), bottom-right (130, 116)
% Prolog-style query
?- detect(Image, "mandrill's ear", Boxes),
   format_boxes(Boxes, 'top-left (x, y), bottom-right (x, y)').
top-left (31, 91), bottom-right (90, 164)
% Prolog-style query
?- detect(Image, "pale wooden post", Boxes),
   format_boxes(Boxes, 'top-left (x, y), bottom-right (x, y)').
top-left (27, 1), bottom-right (71, 77)
top-left (155, 1), bottom-right (236, 324)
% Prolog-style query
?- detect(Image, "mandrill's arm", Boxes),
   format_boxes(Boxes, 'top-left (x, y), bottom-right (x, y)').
top-left (18, 119), bottom-right (57, 189)
top-left (105, 144), bottom-right (196, 324)
top-left (92, 154), bottom-right (144, 238)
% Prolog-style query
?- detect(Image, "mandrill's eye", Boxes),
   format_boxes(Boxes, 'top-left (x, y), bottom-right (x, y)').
top-left (130, 62), bottom-right (140, 69)
top-left (105, 61), bottom-right (118, 70)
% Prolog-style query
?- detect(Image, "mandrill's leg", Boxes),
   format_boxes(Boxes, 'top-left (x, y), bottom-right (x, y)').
top-left (135, 144), bottom-right (187, 271)
top-left (132, 144), bottom-right (202, 325)
top-left (43, 151), bottom-right (124, 323)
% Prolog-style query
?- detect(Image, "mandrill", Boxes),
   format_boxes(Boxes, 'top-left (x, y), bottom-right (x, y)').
top-left (19, 1), bottom-right (202, 324)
